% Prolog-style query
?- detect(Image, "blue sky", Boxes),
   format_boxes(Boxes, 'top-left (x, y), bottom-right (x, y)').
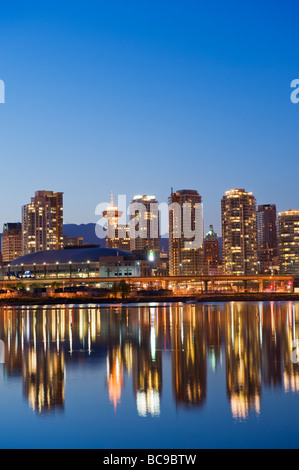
top-left (0, 0), bottom-right (298, 234)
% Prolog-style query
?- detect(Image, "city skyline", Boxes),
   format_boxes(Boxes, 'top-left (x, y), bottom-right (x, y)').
top-left (1, 1), bottom-right (299, 455)
top-left (1, 185), bottom-right (297, 238)
top-left (2, 184), bottom-right (295, 277)
top-left (0, 1), bottom-right (298, 234)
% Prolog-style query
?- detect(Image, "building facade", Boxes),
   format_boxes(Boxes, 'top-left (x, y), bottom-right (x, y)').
top-left (129, 195), bottom-right (160, 258)
top-left (1, 247), bottom-right (164, 280)
top-left (257, 204), bottom-right (278, 273)
top-left (22, 191), bottom-right (63, 255)
top-left (1, 223), bottom-right (22, 263)
top-left (278, 210), bottom-right (299, 274)
top-left (169, 189), bottom-right (204, 276)
top-left (112, 225), bottom-right (131, 251)
top-left (221, 188), bottom-right (257, 275)
top-left (203, 225), bottom-right (221, 274)
top-left (63, 235), bottom-right (84, 248)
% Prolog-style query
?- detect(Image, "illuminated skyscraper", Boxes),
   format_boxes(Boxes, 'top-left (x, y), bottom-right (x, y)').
top-left (1, 222), bottom-right (22, 262)
top-left (22, 191), bottom-right (63, 255)
top-left (129, 195), bottom-right (160, 257)
top-left (168, 189), bottom-right (204, 276)
top-left (257, 204), bottom-right (278, 273)
top-left (103, 193), bottom-right (131, 251)
top-left (221, 188), bottom-right (257, 275)
top-left (278, 210), bottom-right (299, 274)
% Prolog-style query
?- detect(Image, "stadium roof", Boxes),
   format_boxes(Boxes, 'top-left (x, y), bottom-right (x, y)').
top-left (10, 247), bottom-right (132, 266)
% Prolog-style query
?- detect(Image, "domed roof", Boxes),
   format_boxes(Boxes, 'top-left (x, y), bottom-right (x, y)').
top-left (10, 247), bottom-right (132, 266)
top-left (205, 225), bottom-right (218, 241)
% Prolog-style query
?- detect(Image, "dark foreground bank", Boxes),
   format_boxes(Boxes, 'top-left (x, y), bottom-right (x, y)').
top-left (0, 292), bottom-right (298, 306)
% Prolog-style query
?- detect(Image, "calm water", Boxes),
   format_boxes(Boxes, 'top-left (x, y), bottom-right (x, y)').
top-left (0, 301), bottom-right (298, 449)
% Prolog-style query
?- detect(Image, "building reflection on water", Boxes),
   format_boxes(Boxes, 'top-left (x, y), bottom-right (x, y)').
top-left (171, 306), bottom-right (207, 407)
top-left (0, 302), bottom-right (298, 418)
top-left (225, 302), bottom-right (261, 419)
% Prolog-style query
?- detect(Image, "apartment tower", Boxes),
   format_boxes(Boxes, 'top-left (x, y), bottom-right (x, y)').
top-left (169, 189), bottom-right (204, 276)
top-left (1, 223), bottom-right (22, 263)
top-left (257, 204), bottom-right (278, 273)
top-left (221, 188), bottom-right (257, 275)
top-left (278, 210), bottom-right (299, 274)
top-left (22, 191), bottom-right (63, 255)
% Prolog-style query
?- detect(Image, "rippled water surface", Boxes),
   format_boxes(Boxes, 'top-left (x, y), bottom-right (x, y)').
top-left (0, 301), bottom-right (299, 449)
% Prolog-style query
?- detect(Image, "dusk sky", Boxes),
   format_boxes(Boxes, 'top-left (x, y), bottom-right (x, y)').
top-left (0, 0), bottom-right (298, 235)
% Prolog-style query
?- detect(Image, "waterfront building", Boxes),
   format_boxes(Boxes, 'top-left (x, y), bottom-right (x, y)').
top-left (0, 246), bottom-right (160, 280)
top-left (278, 210), bottom-right (299, 274)
top-left (1, 223), bottom-right (22, 263)
top-left (257, 204), bottom-right (278, 273)
top-left (129, 195), bottom-right (160, 258)
top-left (22, 190), bottom-right (63, 255)
top-left (221, 188), bottom-right (258, 275)
top-left (168, 189), bottom-right (204, 276)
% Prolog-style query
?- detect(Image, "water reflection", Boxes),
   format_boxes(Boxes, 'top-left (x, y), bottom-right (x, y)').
top-left (0, 302), bottom-right (299, 419)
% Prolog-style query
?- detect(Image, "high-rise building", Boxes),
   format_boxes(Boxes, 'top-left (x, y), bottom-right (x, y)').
top-left (102, 193), bottom-right (131, 251)
top-left (22, 191), bottom-right (63, 255)
top-left (204, 225), bottom-right (220, 267)
top-left (1, 223), bottom-right (22, 263)
top-left (129, 195), bottom-right (160, 257)
top-left (203, 225), bottom-right (222, 275)
top-left (169, 189), bottom-right (204, 276)
top-left (257, 204), bottom-right (278, 273)
top-left (221, 188), bottom-right (257, 275)
top-left (278, 210), bottom-right (299, 274)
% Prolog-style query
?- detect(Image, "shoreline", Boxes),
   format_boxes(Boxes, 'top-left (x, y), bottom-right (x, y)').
top-left (0, 292), bottom-right (298, 306)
